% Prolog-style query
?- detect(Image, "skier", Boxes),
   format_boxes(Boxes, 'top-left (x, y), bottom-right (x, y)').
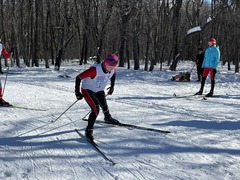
top-left (75, 54), bottom-right (119, 140)
top-left (195, 38), bottom-right (220, 97)
top-left (195, 48), bottom-right (204, 81)
top-left (171, 71), bottom-right (191, 82)
top-left (0, 41), bottom-right (11, 106)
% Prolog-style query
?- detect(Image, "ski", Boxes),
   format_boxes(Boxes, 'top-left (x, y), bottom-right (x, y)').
top-left (0, 105), bottom-right (46, 111)
top-left (75, 129), bottom-right (116, 166)
top-left (173, 93), bottom-right (221, 100)
top-left (82, 119), bottom-right (170, 134)
top-left (173, 93), bottom-right (203, 98)
top-left (201, 95), bottom-right (221, 100)
top-left (173, 93), bottom-right (216, 99)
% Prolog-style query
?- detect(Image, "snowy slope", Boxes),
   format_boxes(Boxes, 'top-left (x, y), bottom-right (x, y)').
top-left (0, 61), bottom-right (240, 180)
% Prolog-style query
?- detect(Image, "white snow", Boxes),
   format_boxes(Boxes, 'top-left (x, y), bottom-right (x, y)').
top-left (207, 16), bottom-right (212, 23)
top-left (187, 26), bottom-right (201, 35)
top-left (1, 60), bottom-right (240, 180)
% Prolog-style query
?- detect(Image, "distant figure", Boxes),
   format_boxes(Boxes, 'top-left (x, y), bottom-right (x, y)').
top-left (195, 38), bottom-right (220, 97)
top-left (196, 48), bottom-right (204, 81)
top-left (75, 54), bottom-right (119, 140)
top-left (0, 41), bottom-right (11, 106)
top-left (171, 72), bottom-right (191, 82)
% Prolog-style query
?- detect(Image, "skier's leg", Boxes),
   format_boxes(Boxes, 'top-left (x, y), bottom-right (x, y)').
top-left (96, 91), bottom-right (119, 124)
top-left (81, 89), bottom-right (100, 140)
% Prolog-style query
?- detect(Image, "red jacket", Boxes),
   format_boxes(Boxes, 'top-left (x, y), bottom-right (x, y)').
top-left (2, 48), bottom-right (11, 58)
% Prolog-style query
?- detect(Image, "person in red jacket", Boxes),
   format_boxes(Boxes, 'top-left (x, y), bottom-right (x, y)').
top-left (75, 54), bottom-right (119, 140)
top-left (0, 42), bottom-right (11, 106)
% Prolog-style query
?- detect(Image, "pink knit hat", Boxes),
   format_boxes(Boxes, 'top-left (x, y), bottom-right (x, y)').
top-left (103, 54), bottom-right (119, 67)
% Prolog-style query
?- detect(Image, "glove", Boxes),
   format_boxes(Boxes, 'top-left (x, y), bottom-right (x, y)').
top-left (213, 69), bottom-right (217, 74)
top-left (107, 86), bottom-right (114, 95)
top-left (75, 91), bottom-right (83, 100)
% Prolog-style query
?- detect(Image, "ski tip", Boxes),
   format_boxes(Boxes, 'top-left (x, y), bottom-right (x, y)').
top-left (112, 162), bottom-right (117, 166)
top-left (0, 105), bottom-right (13, 107)
top-left (105, 121), bottom-right (122, 125)
top-left (10, 105), bottom-right (46, 111)
top-left (159, 130), bottom-right (171, 134)
top-left (164, 131), bottom-right (171, 134)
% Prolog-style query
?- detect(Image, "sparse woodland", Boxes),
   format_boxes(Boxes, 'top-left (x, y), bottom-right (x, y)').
top-left (0, 0), bottom-right (239, 72)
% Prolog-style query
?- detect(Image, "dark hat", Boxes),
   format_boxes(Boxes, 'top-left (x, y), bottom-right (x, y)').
top-left (198, 48), bottom-right (203, 51)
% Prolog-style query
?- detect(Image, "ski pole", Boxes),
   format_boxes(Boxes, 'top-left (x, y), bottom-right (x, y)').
top-left (51, 99), bottom-right (78, 123)
top-left (82, 110), bottom-right (91, 120)
top-left (2, 66), bottom-right (9, 96)
top-left (189, 62), bottom-right (196, 74)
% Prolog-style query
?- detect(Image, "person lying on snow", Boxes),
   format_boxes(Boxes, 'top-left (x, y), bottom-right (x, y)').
top-left (171, 72), bottom-right (191, 82)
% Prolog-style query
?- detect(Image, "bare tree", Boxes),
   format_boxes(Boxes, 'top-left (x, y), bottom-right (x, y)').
top-left (54, 0), bottom-right (74, 70)
top-left (117, 0), bottom-right (136, 68)
top-left (170, 0), bottom-right (183, 71)
top-left (0, 0), bottom-right (239, 74)
top-left (234, 0), bottom-right (240, 72)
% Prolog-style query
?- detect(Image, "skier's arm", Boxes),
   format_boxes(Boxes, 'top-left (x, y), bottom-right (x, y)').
top-left (75, 67), bottom-right (97, 100)
top-left (78, 67), bottom-right (97, 79)
top-left (75, 67), bottom-right (97, 88)
top-left (75, 76), bottom-right (81, 92)
top-left (75, 76), bottom-right (83, 100)
top-left (107, 70), bottom-right (116, 95)
top-left (213, 48), bottom-right (220, 69)
top-left (2, 48), bottom-right (11, 59)
top-left (110, 73), bottom-right (116, 88)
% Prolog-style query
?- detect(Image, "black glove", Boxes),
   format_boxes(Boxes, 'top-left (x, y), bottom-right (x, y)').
top-left (107, 86), bottom-right (114, 95)
top-left (75, 91), bottom-right (83, 100)
top-left (213, 69), bottom-right (217, 74)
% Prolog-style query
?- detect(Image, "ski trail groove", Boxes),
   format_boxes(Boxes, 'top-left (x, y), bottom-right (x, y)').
top-left (43, 149), bottom-right (54, 172)
top-left (62, 147), bottom-right (79, 180)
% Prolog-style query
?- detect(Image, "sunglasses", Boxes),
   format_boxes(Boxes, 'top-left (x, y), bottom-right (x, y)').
top-left (107, 58), bottom-right (118, 64)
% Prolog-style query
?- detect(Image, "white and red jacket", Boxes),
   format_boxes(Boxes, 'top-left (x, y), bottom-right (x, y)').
top-left (78, 63), bottom-right (116, 93)
top-left (0, 43), bottom-right (11, 98)
top-left (0, 43), bottom-right (11, 59)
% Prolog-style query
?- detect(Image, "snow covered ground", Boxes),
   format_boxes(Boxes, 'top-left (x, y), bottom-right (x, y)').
top-left (1, 60), bottom-right (240, 180)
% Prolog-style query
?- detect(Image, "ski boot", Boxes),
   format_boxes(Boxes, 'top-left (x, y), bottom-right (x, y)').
top-left (85, 128), bottom-right (94, 141)
top-left (104, 116), bottom-right (120, 125)
top-left (0, 99), bottom-right (12, 107)
top-left (194, 90), bottom-right (203, 95)
top-left (205, 91), bottom-right (213, 97)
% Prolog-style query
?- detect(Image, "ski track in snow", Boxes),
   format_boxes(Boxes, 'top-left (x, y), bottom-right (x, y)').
top-left (112, 96), bottom-right (239, 123)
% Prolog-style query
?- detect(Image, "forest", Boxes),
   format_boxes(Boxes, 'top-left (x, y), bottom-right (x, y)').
top-left (0, 0), bottom-right (239, 72)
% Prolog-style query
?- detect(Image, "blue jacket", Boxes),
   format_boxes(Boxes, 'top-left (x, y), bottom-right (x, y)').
top-left (202, 46), bottom-right (220, 69)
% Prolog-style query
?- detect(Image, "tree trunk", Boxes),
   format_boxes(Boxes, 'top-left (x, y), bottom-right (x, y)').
top-left (55, 27), bottom-right (65, 70)
top-left (119, 1), bottom-right (136, 68)
top-left (144, 24), bottom-right (151, 71)
top-left (170, 0), bottom-right (183, 71)
top-left (10, 0), bottom-right (20, 67)
top-left (133, 33), bottom-right (139, 70)
top-left (235, 37), bottom-right (239, 73)
top-left (0, 0), bottom-right (6, 43)
top-left (126, 41), bottom-right (130, 69)
top-left (32, 0), bottom-right (39, 67)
